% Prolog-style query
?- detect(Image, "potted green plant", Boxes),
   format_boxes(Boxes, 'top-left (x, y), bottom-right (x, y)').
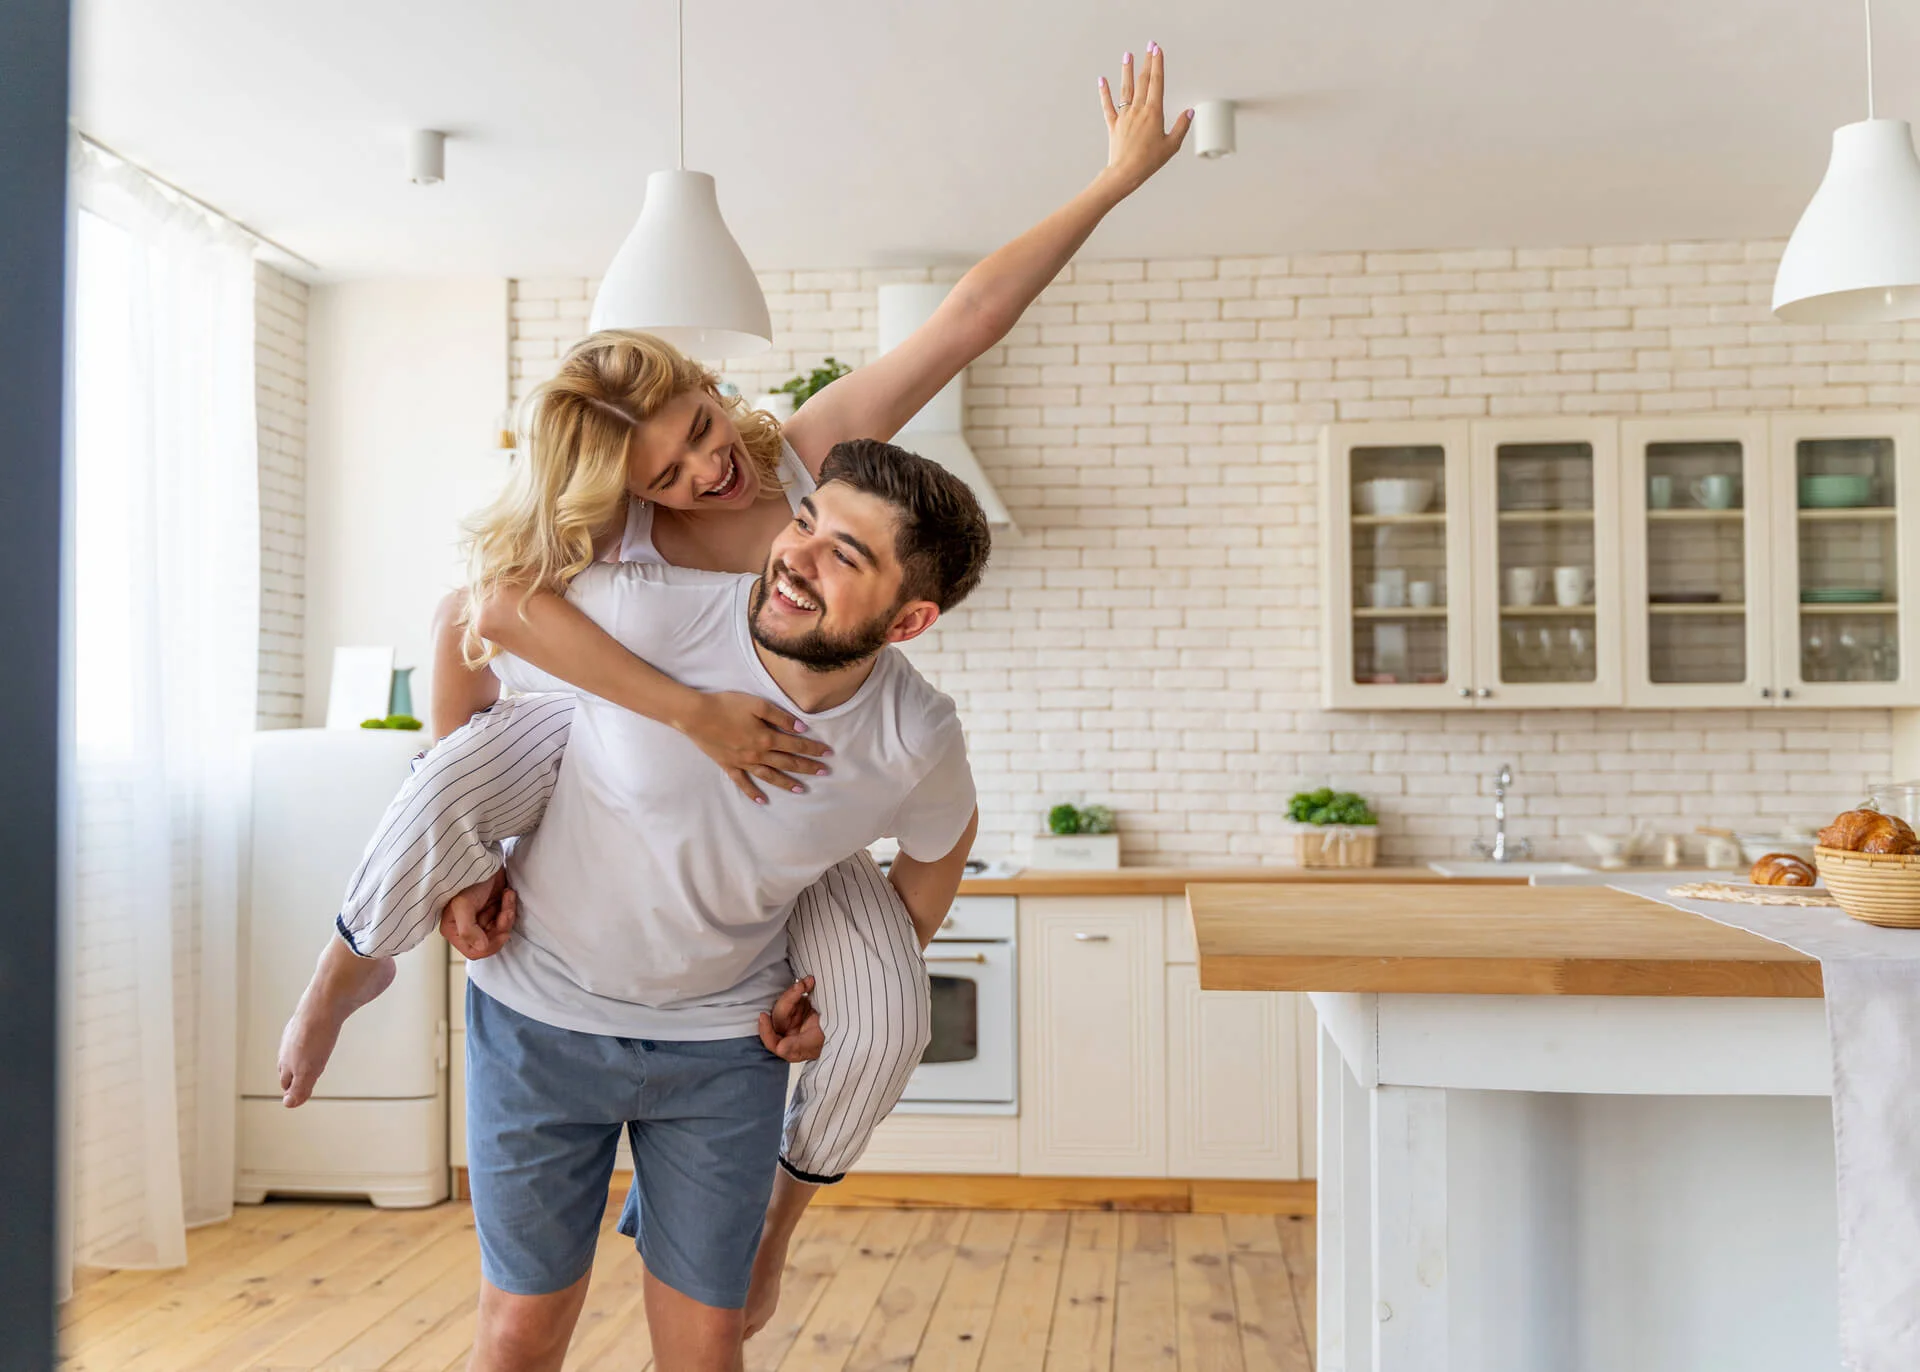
top-left (1286, 787), bottom-right (1379, 868)
top-left (754, 357), bottom-right (852, 423)
top-left (1030, 802), bottom-right (1121, 869)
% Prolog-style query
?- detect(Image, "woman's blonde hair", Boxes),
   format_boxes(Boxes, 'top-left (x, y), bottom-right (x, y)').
top-left (461, 328), bottom-right (784, 665)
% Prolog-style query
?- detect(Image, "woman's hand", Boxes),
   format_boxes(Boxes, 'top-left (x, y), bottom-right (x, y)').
top-left (680, 691), bottom-right (833, 804)
top-left (1098, 42), bottom-right (1193, 196)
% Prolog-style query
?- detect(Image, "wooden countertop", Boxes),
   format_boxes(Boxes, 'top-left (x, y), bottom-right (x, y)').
top-left (1189, 883), bottom-right (1823, 998)
top-left (955, 865), bottom-right (1526, 897)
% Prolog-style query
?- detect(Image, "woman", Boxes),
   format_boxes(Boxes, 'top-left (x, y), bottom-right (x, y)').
top-left (280, 43), bottom-right (1190, 1340)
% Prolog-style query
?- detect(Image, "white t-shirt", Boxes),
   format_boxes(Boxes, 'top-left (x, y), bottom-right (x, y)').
top-left (469, 565), bottom-right (976, 1039)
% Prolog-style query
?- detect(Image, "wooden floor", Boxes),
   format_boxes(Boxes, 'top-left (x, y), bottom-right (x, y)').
top-left (59, 1200), bottom-right (1315, 1371)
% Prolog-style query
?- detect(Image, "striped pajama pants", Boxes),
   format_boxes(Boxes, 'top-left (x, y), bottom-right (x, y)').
top-left (333, 692), bottom-right (932, 1183)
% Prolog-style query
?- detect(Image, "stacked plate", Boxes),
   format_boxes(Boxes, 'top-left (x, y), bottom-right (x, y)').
top-left (1801, 588), bottom-right (1886, 604)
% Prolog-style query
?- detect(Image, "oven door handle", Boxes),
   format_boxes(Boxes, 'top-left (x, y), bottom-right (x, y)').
top-left (924, 954), bottom-right (990, 964)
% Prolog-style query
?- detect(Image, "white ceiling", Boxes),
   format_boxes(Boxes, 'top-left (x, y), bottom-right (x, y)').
top-left (73, 0), bottom-right (1919, 281)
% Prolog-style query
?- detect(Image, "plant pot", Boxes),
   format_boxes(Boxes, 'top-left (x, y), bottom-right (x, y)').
top-left (1291, 825), bottom-right (1378, 869)
top-left (1030, 833), bottom-right (1122, 870)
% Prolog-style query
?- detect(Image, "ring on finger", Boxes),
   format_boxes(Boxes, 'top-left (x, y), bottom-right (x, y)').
top-left (1113, 100), bottom-right (1130, 110)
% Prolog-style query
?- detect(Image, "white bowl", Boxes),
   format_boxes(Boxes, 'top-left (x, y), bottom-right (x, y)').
top-left (1358, 477), bottom-right (1435, 517)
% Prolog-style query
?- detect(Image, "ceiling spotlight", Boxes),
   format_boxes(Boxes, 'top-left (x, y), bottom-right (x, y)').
top-left (1193, 100), bottom-right (1236, 159)
top-left (408, 130), bottom-right (446, 186)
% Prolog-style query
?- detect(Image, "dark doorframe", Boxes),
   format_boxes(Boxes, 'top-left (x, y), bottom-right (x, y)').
top-left (0, 0), bottom-right (71, 1368)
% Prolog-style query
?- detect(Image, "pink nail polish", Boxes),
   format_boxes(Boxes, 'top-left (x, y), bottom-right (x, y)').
top-left (791, 721), bottom-right (806, 732)
top-left (754, 795), bottom-right (767, 805)
top-left (1122, 50), bottom-right (1132, 64)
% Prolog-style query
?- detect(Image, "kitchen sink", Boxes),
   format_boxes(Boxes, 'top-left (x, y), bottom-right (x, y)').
top-left (1426, 860), bottom-right (1593, 879)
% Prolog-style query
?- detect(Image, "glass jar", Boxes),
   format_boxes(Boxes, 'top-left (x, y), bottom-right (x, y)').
top-left (1864, 781), bottom-right (1920, 827)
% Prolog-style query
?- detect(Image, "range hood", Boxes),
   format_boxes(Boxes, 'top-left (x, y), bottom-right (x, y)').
top-left (876, 282), bottom-right (1016, 530)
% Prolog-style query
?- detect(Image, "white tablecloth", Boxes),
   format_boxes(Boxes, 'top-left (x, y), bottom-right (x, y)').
top-left (1622, 877), bottom-right (1920, 1372)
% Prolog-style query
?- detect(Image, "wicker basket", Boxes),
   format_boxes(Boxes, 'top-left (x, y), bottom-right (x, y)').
top-left (1814, 846), bottom-right (1920, 928)
top-left (1293, 825), bottom-right (1379, 869)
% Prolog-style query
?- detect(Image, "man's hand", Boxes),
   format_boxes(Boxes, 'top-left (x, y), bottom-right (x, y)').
top-left (439, 868), bottom-right (518, 960)
top-left (757, 976), bottom-right (823, 1062)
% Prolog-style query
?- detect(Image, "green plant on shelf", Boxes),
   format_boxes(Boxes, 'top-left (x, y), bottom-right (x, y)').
top-left (1286, 787), bottom-right (1377, 826)
top-left (360, 714), bottom-right (423, 731)
top-left (771, 357), bottom-right (852, 410)
top-left (1047, 803), bottom-right (1118, 836)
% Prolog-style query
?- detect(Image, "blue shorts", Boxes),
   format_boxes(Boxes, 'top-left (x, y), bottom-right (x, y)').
top-left (464, 983), bottom-right (788, 1308)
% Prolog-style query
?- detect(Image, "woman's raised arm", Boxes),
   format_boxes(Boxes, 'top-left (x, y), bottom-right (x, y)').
top-left (783, 43), bottom-right (1191, 471)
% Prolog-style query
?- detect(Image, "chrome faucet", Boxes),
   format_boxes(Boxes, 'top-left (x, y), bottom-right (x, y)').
top-left (1470, 763), bottom-right (1533, 863)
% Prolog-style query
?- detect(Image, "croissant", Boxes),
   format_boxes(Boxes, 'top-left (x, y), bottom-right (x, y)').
top-left (1817, 809), bottom-right (1920, 855)
top-left (1750, 853), bottom-right (1818, 887)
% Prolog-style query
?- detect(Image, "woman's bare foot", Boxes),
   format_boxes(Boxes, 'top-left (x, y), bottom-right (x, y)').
top-left (277, 936), bottom-right (396, 1107)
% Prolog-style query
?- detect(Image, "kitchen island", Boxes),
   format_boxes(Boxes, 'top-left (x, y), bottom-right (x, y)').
top-left (1191, 882), bottom-right (1839, 1372)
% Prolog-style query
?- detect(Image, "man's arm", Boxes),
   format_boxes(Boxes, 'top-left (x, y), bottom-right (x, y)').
top-left (887, 810), bottom-right (979, 948)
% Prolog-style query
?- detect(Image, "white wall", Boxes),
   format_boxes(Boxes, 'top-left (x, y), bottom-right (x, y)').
top-left (255, 263), bottom-right (308, 727)
top-left (304, 278), bottom-right (510, 725)
top-left (512, 249), bottom-right (1900, 866)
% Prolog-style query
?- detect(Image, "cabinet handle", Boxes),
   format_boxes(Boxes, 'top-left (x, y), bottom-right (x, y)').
top-left (925, 954), bottom-right (989, 965)
top-left (1073, 932), bottom-right (1110, 943)
top-left (1781, 688), bottom-right (1796, 700)
top-left (1475, 686), bottom-right (1493, 698)
top-left (1457, 686), bottom-right (1471, 698)
top-left (1760, 687), bottom-right (1773, 699)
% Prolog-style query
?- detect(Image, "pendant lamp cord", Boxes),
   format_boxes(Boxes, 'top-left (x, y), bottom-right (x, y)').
top-left (676, 0), bottom-right (686, 171)
top-left (1866, 0), bottom-right (1877, 120)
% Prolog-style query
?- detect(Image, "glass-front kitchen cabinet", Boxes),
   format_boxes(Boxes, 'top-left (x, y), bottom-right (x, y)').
top-left (1323, 413), bottom-right (1920, 709)
top-left (1320, 422), bottom-right (1475, 709)
top-left (1768, 413), bottom-right (1920, 707)
top-left (1621, 416), bottom-right (1775, 707)
top-left (1468, 418), bottom-right (1624, 708)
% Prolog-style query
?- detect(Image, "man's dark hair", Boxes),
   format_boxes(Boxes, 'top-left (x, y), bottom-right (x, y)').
top-left (818, 438), bottom-right (992, 612)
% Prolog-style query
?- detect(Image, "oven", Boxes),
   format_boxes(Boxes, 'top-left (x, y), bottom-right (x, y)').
top-left (898, 895), bottom-right (1017, 1114)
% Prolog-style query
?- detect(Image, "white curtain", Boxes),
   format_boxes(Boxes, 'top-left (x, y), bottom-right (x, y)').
top-left (63, 139), bottom-right (260, 1275)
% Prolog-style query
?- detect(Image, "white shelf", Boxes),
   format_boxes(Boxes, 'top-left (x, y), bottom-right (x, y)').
top-left (1497, 509), bottom-right (1596, 524)
top-left (1648, 602), bottom-right (1745, 615)
top-left (1352, 513), bottom-right (1447, 526)
top-left (1353, 606), bottom-right (1448, 619)
top-left (1798, 506), bottom-right (1896, 521)
top-left (1501, 605), bottom-right (1597, 617)
top-left (1799, 602), bottom-right (1897, 615)
top-left (1646, 508), bottom-right (1745, 522)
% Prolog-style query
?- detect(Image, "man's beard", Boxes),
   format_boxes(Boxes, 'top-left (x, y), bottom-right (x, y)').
top-left (749, 576), bottom-right (895, 672)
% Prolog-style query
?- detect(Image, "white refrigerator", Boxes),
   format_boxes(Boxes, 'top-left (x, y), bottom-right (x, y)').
top-left (236, 728), bottom-right (449, 1207)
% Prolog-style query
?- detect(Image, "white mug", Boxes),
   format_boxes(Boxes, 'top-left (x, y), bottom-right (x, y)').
top-left (1369, 567), bottom-right (1407, 608)
top-left (1409, 580), bottom-right (1437, 609)
top-left (1553, 565), bottom-right (1590, 607)
top-left (1505, 566), bottom-right (1541, 607)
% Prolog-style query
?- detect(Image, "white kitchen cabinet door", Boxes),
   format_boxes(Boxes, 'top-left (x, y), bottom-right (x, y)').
top-left (1469, 417), bottom-right (1624, 708)
top-left (1620, 416), bottom-right (1776, 708)
top-left (1018, 897), bottom-right (1167, 1177)
top-left (1166, 965), bottom-right (1301, 1179)
top-left (1321, 421), bottom-right (1477, 709)
top-left (1769, 412), bottom-right (1920, 707)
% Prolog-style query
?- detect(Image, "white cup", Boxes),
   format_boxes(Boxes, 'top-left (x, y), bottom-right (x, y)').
top-left (1505, 566), bottom-right (1541, 607)
top-left (1554, 565), bottom-right (1590, 607)
top-left (1370, 567), bottom-right (1407, 608)
top-left (1409, 580), bottom-right (1437, 609)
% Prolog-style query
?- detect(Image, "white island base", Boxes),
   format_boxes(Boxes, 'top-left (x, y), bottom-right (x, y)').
top-left (1313, 991), bottom-right (1839, 1372)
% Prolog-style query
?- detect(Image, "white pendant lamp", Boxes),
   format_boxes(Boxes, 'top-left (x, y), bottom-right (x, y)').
top-left (1774, 0), bottom-right (1920, 323)
top-left (588, 0), bottom-right (772, 357)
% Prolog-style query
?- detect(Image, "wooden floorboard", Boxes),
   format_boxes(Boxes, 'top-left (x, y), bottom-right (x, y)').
top-left (59, 1200), bottom-right (1315, 1371)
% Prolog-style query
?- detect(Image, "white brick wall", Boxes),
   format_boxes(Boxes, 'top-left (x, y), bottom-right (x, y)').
top-left (255, 263), bottom-right (307, 728)
top-left (509, 243), bottom-right (1901, 865)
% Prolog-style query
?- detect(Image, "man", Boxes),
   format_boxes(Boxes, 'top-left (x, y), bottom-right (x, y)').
top-left (336, 441), bottom-right (987, 1372)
